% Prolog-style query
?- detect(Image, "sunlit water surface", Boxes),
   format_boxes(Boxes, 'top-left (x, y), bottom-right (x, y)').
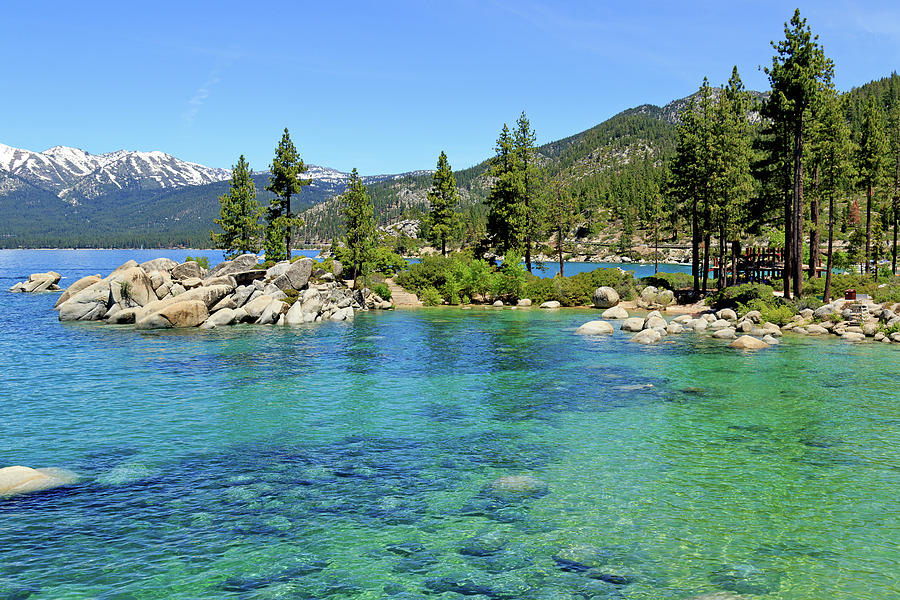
top-left (0, 250), bottom-right (898, 600)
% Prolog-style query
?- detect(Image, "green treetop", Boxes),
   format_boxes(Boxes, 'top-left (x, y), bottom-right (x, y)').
top-left (210, 155), bottom-right (263, 259)
top-left (426, 151), bottom-right (458, 256)
top-left (264, 128), bottom-right (310, 262)
top-left (341, 168), bottom-right (376, 284)
top-left (486, 123), bottom-right (525, 257)
top-left (514, 112), bottom-right (540, 272)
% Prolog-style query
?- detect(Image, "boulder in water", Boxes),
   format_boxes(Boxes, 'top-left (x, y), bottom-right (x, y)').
top-left (731, 335), bottom-right (769, 349)
top-left (601, 305), bottom-right (629, 319)
top-left (575, 320), bottom-right (614, 335)
top-left (0, 465), bottom-right (78, 498)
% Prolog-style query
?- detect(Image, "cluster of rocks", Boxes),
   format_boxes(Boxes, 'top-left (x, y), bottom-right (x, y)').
top-left (577, 299), bottom-right (900, 348)
top-left (576, 307), bottom-right (782, 349)
top-left (8, 271), bottom-right (62, 293)
top-left (798, 300), bottom-right (900, 343)
top-left (11, 254), bottom-right (393, 330)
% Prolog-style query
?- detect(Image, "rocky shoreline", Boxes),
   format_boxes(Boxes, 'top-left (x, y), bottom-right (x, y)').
top-left (9, 254), bottom-right (393, 329)
top-left (571, 288), bottom-right (900, 348)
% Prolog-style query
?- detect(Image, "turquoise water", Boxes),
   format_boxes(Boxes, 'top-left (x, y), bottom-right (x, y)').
top-left (1, 250), bottom-right (898, 599)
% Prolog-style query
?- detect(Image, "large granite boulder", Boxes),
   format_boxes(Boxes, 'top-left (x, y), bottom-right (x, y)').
top-left (109, 260), bottom-right (139, 276)
top-left (54, 275), bottom-right (101, 307)
top-left (284, 289), bottom-right (325, 324)
top-left (257, 299), bottom-right (289, 325)
top-left (621, 317), bottom-right (645, 332)
top-left (575, 320), bottom-right (614, 335)
top-left (601, 305), bottom-right (629, 319)
top-left (732, 335), bottom-right (769, 349)
top-left (136, 284), bottom-right (230, 319)
top-left (201, 308), bottom-right (238, 329)
top-left (242, 294), bottom-right (275, 321)
top-left (0, 465), bottom-right (78, 498)
top-left (139, 258), bottom-right (178, 273)
top-left (640, 285), bottom-right (674, 306)
top-left (135, 299), bottom-right (209, 329)
top-left (209, 253), bottom-right (259, 277)
top-left (108, 267), bottom-right (157, 307)
top-left (171, 261), bottom-right (204, 280)
top-left (10, 271), bottom-right (62, 293)
top-left (591, 286), bottom-right (619, 309)
top-left (57, 279), bottom-right (113, 321)
top-left (331, 260), bottom-right (343, 278)
top-left (539, 300), bottom-right (561, 309)
top-left (272, 258), bottom-right (314, 291)
top-left (630, 329), bottom-right (661, 344)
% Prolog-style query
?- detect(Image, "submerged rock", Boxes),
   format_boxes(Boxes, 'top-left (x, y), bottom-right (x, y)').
top-left (0, 465), bottom-right (78, 498)
top-left (731, 336), bottom-right (769, 349)
top-left (575, 320), bottom-right (614, 335)
top-left (488, 475), bottom-right (548, 498)
top-left (630, 329), bottom-right (661, 344)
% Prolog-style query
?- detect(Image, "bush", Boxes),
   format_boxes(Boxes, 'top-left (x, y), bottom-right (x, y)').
top-left (740, 298), bottom-right (796, 326)
top-left (371, 282), bottom-right (392, 300)
top-left (185, 255), bottom-right (210, 269)
top-left (639, 272), bottom-right (693, 291)
top-left (395, 252), bottom-right (496, 303)
top-left (419, 286), bottom-right (443, 306)
top-left (709, 283), bottom-right (777, 309)
top-left (372, 246), bottom-right (408, 276)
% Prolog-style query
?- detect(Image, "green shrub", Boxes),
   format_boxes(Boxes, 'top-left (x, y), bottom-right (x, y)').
top-left (709, 283), bottom-right (776, 309)
top-left (372, 246), bottom-right (409, 275)
top-left (740, 298), bottom-right (796, 326)
top-left (185, 255), bottom-right (211, 269)
top-left (371, 282), bottom-right (392, 301)
top-left (419, 286), bottom-right (443, 306)
top-left (640, 272), bottom-right (693, 291)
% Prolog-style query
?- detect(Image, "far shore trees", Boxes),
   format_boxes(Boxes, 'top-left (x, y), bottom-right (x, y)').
top-left (426, 151), bottom-right (458, 256)
top-left (210, 155), bottom-right (263, 258)
top-left (264, 128), bottom-right (310, 261)
top-left (341, 169), bottom-right (376, 284)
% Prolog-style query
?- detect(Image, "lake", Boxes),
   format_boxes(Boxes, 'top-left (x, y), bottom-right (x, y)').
top-left (0, 250), bottom-right (898, 599)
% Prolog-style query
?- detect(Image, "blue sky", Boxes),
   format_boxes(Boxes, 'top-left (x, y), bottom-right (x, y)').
top-left (2, 1), bottom-right (899, 174)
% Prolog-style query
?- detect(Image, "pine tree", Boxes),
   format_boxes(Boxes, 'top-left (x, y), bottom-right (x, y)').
top-left (486, 123), bottom-right (525, 256)
top-left (888, 99), bottom-right (900, 275)
top-left (426, 151), bottom-right (458, 256)
top-left (341, 169), bottom-right (376, 284)
top-left (264, 128), bottom-right (310, 262)
top-left (210, 155), bottom-right (263, 259)
top-left (514, 112), bottom-right (540, 272)
top-left (764, 8), bottom-right (833, 298)
top-left (856, 94), bottom-right (888, 272)
top-left (713, 67), bottom-right (755, 288)
top-left (545, 178), bottom-right (576, 277)
top-left (809, 90), bottom-right (854, 301)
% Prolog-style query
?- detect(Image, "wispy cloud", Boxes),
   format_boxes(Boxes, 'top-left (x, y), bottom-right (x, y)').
top-left (182, 70), bottom-right (223, 125)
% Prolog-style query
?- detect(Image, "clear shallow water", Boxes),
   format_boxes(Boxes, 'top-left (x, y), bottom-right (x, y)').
top-left (1, 250), bottom-right (898, 600)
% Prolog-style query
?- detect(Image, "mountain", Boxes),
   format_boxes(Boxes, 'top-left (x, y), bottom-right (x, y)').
top-left (0, 143), bottom-right (429, 248)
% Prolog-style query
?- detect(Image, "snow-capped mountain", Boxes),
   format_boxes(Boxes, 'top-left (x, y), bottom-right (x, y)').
top-left (0, 143), bottom-right (230, 203)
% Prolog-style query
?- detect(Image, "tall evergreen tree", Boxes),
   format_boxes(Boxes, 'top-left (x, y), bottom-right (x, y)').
top-left (210, 155), bottom-right (263, 259)
top-left (764, 8), bottom-right (833, 297)
top-left (809, 90), bottom-right (853, 301)
top-left (514, 112), bottom-right (540, 272)
top-left (856, 94), bottom-right (888, 272)
top-left (888, 99), bottom-right (900, 275)
top-left (545, 178), bottom-right (576, 277)
top-left (486, 123), bottom-right (525, 256)
top-left (426, 151), bottom-right (458, 256)
top-left (713, 67), bottom-right (755, 288)
top-left (264, 128), bottom-right (310, 261)
top-left (341, 169), bottom-right (376, 284)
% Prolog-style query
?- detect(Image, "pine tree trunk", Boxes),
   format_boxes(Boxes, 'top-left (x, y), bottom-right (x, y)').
top-left (865, 182), bottom-right (873, 273)
top-left (784, 187), bottom-right (792, 299)
top-left (692, 200), bottom-right (700, 296)
top-left (809, 176), bottom-right (820, 279)
top-left (893, 195), bottom-right (899, 276)
top-left (824, 189), bottom-right (835, 302)
top-left (557, 226), bottom-right (564, 278)
top-left (731, 240), bottom-right (740, 286)
top-left (285, 195), bottom-right (292, 261)
top-left (525, 235), bottom-right (532, 273)
top-left (702, 234), bottom-right (711, 295)
top-left (441, 237), bottom-right (446, 257)
top-left (718, 226), bottom-right (726, 291)
top-left (792, 124), bottom-right (804, 297)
